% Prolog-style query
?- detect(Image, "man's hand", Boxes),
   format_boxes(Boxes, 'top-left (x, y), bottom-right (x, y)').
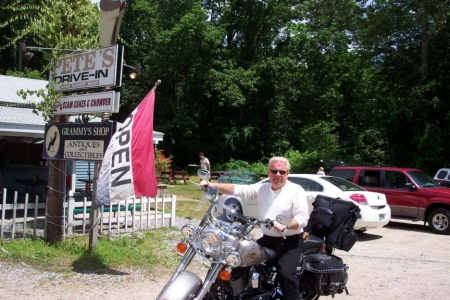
top-left (200, 179), bottom-right (209, 189)
top-left (273, 221), bottom-right (288, 232)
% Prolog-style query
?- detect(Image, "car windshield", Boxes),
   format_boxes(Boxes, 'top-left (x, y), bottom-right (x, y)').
top-left (407, 171), bottom-right (439, 188)
top-left (321, 176), bottom-right (365, 191)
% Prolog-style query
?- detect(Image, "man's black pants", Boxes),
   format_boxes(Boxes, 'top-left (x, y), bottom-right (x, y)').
top-left (257, 234), bottom-right (304, 300)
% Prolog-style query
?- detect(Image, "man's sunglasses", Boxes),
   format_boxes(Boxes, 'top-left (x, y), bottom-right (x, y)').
top-left (270, 169), bottom-right (288, 175)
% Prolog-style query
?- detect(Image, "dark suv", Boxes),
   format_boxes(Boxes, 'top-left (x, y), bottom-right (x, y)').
top-left (329, 166), bottom-right (450, 234)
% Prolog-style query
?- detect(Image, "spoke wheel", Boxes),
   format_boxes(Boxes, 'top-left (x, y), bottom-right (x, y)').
top-left (428, 208), bottom-right (450, 234)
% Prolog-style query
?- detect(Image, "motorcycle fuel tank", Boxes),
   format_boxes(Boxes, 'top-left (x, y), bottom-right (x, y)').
top-left (238, 239), bottom-right (272, 266)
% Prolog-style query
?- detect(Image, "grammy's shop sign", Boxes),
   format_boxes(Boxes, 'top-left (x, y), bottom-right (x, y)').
top-left (50, 45), bottom-right (123, 92)
top-left (43, 122), bottom-right (116, 161)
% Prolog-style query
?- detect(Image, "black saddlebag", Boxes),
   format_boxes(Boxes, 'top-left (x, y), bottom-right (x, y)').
top-left (300, 253), bottom-right (347, 297)
top-left (306, 194), bottom-right (361, 252)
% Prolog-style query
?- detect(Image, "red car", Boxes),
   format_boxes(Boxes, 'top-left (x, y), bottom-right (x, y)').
top-left (329, 165), bottom-right (450, 234)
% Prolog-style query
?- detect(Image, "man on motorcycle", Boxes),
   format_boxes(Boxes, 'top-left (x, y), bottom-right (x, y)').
top-left (201, 156), bottom-right (309, 300)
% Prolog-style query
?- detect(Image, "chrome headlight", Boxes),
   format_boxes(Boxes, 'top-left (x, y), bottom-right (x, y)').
top-left (181, 224), bottom-right (196, 239)
top-left (225, 251), bottom-right (241, 268)
top-left (200, 230), bottom-right (223, 255)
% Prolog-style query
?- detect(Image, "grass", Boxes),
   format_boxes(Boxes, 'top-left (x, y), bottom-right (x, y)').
top-left (164, 175), bottom-right (204, 200)
top-left (0, 229), bottom-right (182, 275)
top-left (0, 176), bottom-right (209, 275)
top-left (165, 175), bottom-right (211, 220)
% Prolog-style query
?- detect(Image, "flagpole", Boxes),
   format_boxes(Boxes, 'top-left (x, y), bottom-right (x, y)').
top-left (151, 80), bottom-right (161, 91)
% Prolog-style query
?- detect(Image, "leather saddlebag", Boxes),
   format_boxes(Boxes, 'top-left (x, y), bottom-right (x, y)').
top-left (301, 253), bottom-right (347, 297)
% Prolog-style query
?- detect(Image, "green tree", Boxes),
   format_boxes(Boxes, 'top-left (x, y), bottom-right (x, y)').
top-left (353, 0), bottom-right (450, 172)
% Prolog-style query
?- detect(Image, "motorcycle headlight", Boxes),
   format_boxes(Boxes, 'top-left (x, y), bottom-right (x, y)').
top-left (181, 224), bottom-right (196, 239)
top-left (225, 251), bottom-right (241, 268)
top-left (200, 231), bottom-right (223, 255)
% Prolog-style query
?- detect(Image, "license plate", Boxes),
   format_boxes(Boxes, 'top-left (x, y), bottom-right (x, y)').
top-left (379, 214), bottom-right (386, 221)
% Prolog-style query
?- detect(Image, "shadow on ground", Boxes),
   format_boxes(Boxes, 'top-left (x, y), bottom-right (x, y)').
top-left (71, 252), bottom-right (130, 276)
top-left (355, 231), bottom-right (383, 242)
top-left (384, 220), bottom-right (429, 233)
top-left (356, 220), bottom-right (430, 241)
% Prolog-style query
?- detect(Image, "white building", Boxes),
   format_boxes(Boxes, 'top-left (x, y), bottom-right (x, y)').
top-left (0, 75), bottom-right (164, 193)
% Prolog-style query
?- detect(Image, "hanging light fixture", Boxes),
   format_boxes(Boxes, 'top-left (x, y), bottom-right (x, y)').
top-left (124, 64), bottom-right (141, 79)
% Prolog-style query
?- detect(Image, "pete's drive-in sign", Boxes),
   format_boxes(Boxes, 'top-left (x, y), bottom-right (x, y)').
top-left (43, 122), bottom-right (116, 161)
top-left (53, 91), bottom-right (120, 115)
top-left (50, 45), bottom-right (123, 92)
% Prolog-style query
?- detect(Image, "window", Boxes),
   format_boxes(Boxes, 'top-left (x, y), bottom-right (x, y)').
top-left (436, 170), bottom-right (450, 180)
top-left (407, 171), bottom-right (439, 188)
top-left (329, 169), bottom-right (355, 182)
top-left (289, 177), bottom-right (323, 192)
top-left (385, 171), bottom-right (408, 189)
top-left (322, 176), bottom-right (364, 191)
top-left (358, 170), bottom-right (381, 187)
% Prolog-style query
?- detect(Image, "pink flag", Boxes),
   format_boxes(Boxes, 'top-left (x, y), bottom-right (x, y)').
top-left (96, 89), bottom-right (157, 206)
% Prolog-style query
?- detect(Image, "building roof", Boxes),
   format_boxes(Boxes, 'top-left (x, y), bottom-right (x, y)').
top-left (0, 75), bottom-right (48, 105)
top-left (0, 75), bottom-right (164, 143)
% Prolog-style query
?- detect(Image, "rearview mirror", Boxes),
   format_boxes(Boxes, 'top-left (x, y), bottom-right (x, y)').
top-left (404, 182), bottom-right (417, 191)
top-left (198, 169), bottom-right (211, 181)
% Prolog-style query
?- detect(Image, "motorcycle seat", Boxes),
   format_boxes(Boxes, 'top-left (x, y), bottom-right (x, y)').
top-left (303, 234), bottom-right (324, 252)
top-left (263, 247), bottom-right (277, 261)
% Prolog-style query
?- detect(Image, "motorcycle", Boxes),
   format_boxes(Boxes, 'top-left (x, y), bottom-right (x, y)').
top-left (157, 169), bottom-right (357, 300)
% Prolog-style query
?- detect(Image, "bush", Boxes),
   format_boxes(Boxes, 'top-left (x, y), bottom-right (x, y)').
top-left (155, 149), bottom-right (172, 175)
top-left (217, 159), bottom-right (268, 175)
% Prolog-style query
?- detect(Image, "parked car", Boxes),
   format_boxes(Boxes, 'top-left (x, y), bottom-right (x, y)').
top-left (433, 168), bottom-right (450, 187)
top-left (217, 169), bottom-right (260, 184)
top-left (217, 174), bottom-right (391, 231)
top-left (329, 165), bottom-right (450, 234)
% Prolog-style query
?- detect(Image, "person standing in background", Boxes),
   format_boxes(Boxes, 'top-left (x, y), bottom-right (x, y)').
top-left (317, 167), bottom-right (325, 175)
top-left (199, 152), bottom-right (210, 171)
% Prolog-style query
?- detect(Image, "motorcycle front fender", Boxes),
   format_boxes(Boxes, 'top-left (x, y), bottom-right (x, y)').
top-left (156, 271), bottom-right (202, 300)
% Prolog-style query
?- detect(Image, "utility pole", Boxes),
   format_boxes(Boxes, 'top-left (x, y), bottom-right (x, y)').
top-left (89, 0), bottom-right (126, 253)
top-left (89, 112), bottom-right (110, 253)
top-left (46, 115), bottom-right (68, 243)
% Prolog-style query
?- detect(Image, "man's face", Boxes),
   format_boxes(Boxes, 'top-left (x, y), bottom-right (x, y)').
top-left (199, 154), bottom-right (204, 159)
top-left (268, 161), bottom-right (289, 189)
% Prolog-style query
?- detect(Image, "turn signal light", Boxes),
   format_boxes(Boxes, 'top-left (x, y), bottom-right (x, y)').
top-left (349, 194), bottom-right (368, 204)
top-left (219, 270), bottom-right (231, 281)
top-left (176, 242), bottom-right (188, 253)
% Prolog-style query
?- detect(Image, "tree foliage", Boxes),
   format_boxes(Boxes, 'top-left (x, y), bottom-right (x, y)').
top-left (5, 0), bottom-right (100, 122)
top-left (2, 0), bottom-right (450, 175)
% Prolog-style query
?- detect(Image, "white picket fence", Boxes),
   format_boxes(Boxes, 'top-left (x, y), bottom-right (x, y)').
top-left (0, 190), bottom-right (47, 240)
top-left (0, 188), bottom-right (177, 240)
top-left (65, 194), bottom-right (177, 236)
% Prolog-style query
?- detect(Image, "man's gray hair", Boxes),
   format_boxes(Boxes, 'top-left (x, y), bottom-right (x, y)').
top-left (268, 157), bottom-right (291, 171)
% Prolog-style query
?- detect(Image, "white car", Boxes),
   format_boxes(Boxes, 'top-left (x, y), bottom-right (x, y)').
top-left (217, 174), bottom-right (391, 231)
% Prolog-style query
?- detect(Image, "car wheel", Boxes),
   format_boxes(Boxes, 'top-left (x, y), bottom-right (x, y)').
top-left (427, 208), bottom-right (450, 234)
top-left (223, 198), bottom-right (243, 222)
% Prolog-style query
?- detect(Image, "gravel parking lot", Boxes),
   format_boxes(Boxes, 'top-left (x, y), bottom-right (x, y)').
top-left (1, 219), bottom-right (449, 300)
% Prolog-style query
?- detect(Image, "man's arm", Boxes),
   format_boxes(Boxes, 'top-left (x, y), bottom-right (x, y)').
top-left (292, 190), bottom-right (309, 230)
top-left (201, 181), bottom-right (235, 194)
